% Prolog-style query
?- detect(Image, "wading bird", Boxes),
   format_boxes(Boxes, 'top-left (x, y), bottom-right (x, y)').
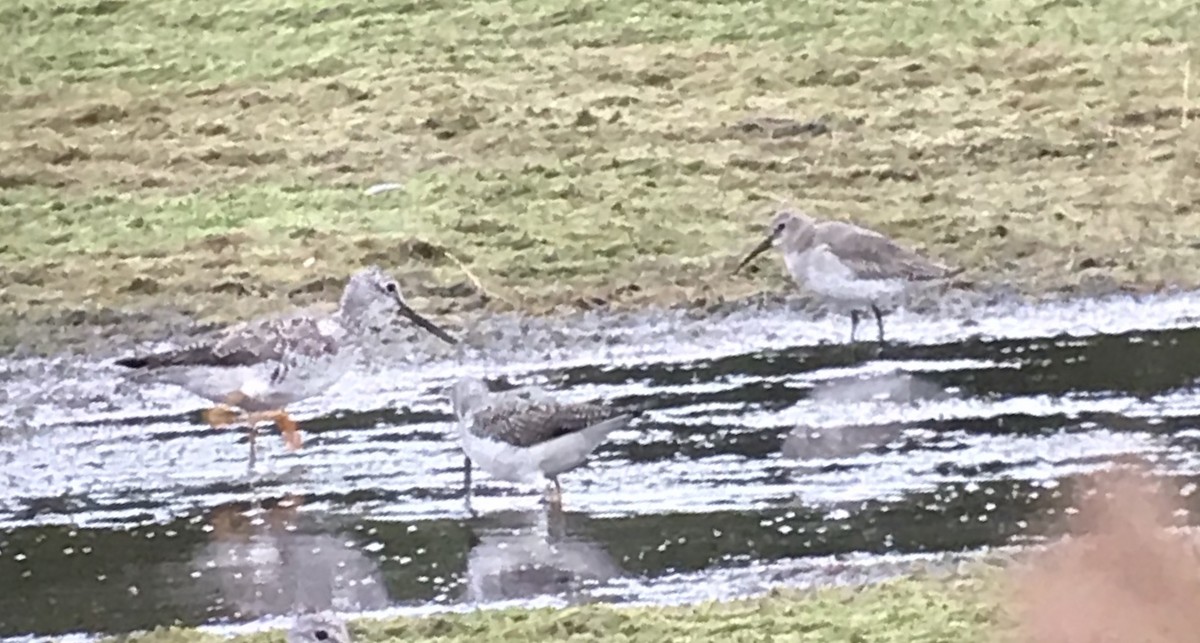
top-left (448, 377), bottom-right (636, 510)
top-left (113, 266), bottom-right (457, 465)
top-left (735, 209), bottom-right (955, 343)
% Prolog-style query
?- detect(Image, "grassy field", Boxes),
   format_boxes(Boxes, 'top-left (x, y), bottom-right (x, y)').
top-left (119, 574), bottom-right (1005, 642)
top-left (1, 0), bottom-right (1199, 352)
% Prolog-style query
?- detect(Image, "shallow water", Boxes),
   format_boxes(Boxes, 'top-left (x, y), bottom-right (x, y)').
top-left (4, 293), bottom-right (1200, 639)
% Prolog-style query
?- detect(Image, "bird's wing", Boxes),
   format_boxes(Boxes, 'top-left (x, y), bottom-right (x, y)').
top-left (820, 222), bottom-right (951, 281)
top-left (469, 399), bottom-right (624, 448)
top-left (114, 315), bottom-right (337, 370)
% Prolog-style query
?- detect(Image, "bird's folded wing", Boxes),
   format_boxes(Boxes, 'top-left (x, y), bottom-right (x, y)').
top-left (116, 316), bottom-right (335, 369)
top-left (471, 400), bottom-right (622, 448)
top-left (826, 225), bottom-right (951, 281)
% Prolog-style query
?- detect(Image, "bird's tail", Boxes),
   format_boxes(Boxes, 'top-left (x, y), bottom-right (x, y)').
top-left (613, 399), bottom-right (654, 420)
top-left (942, 265), bottom-right (967, 279)
top-left (113, 356), bottom-right (151, 369)
top-left (539, 414), bottom-right (632, 476)
top-left (583, 414), bottom-right (635, 439)
top-left (937, 264), bottom-right (978, 289)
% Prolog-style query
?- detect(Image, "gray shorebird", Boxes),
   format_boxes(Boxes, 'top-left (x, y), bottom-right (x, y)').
top-left (113, 266), bottom-right (457, 463)
top-left (447, 377), bottom-right (635, 509)
top-left (734, 209), bottom-right (955, 343)
top-left (287, 612), bottom-right (352, 643)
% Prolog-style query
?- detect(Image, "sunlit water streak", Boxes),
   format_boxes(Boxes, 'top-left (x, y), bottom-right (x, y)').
top-left (4, 293), bottom-right (1200, 638)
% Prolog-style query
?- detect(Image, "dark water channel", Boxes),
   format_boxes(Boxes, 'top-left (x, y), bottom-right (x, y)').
top-left (4, 294), bottom-right (1200, 639)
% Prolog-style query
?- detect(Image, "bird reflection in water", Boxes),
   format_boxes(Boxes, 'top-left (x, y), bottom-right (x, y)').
top-left (462, 505), bottom-right (624, 605)
top-left (783, 370), bottom-right (955, 463)
top-left (181, 494), bottom-right (386, 627)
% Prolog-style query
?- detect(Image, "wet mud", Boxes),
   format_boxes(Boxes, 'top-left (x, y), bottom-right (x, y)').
top-left (4, 292), bottom-right (1200, 638)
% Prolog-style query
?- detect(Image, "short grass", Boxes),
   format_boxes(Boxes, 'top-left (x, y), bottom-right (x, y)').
top-left (115, 573), bottom-right (1006, 643)
top-left (2, 0), bottom-right (1199, 351)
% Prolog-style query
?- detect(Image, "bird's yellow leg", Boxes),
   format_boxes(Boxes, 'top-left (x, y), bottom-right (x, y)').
top-left (244, 409), bottom-right (302, 450)
top-left (246, 417), bottom-right (259, 469)
top-left (203, 391), bottom-right (249, 427)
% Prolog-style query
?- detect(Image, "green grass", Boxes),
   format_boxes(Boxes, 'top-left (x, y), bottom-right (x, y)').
top-left (1, 0), bottom-right (1199, 352)
top-left (1, 0), bottom-right (1192, 87)
top-left (116, 574), bottom-right (1006, 643)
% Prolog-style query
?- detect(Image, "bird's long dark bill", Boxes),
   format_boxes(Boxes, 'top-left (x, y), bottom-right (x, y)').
top-left (396, 301), bottom-right (458, 344)
top-left (733, 235), bottom-right (776, 274)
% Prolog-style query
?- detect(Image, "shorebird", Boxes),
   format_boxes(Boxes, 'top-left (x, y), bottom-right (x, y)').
top-left (113, 266), bottom-right (457, 465)
top-left (287, 612), bottom-right (352, 643)
top-left (734, 209), bottom-right (955, 343)
top-left (447, 377), bottom-right (635, 509)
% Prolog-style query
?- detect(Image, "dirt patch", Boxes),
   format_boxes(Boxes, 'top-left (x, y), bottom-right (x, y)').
top-left (1008, 465), bottom-right (1200, 643)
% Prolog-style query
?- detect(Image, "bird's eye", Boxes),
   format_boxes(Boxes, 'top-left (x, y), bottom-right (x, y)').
top-left (384, 282), bottom-right (398, 293)
top-left (774, 222), bottom-right (787, 233)
top-left (314, 630), bottom-right (329, 641)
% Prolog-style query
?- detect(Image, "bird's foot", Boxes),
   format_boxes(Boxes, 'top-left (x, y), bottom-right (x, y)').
top-left (203, 405), bottom-right (244, 428)
top-left (244, 410), bottom-right (302, 450)
top-left (274, 411), bottom-right (302, 450)
top-left (204, 392), bottom-right (251, 427)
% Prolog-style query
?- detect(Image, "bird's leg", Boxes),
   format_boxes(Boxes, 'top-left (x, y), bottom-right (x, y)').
top-left (463, 456), bottom-right (478, 517)
top-left (870, 304), bottom-right (887, 343)
top-left (462, 453), bottom-right (474, 497)
top-left (462, 454), bottom-right (473, 497)
top-left (203, 391), bottom-right (248, 427)
top-left (545, 477), bottom-right (564, 511)
top-left (244, 409), bottom-right (302, 450)
top-left (849, 310), bottom-right (861, 343)
top-left (246, 417), bottom-right (258, 471)
top-left (204, 406), bottom-right (242, 427)
top-left (546, 493), bottom-right (567, 539)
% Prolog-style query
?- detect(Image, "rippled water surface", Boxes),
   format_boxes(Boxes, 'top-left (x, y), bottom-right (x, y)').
top-left (4, 294), bottom-right (1200, 639)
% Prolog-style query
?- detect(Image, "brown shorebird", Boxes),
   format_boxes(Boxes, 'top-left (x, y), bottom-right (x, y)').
top-left (113, 266), bottom-right (457, 465)
top-left (735, 209), bottom-right (955, 343)
top-left (447, 377), bottom-right (636, 509)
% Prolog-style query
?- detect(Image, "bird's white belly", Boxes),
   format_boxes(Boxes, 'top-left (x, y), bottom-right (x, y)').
top-left (794, 247), bottom-right (906, 307)
top-left (167, 351), bottom-right (353, 411)
top-left (459, 427), bottom-right (544, 484)
top-left (458, 421), bottom-right (610, 483)
top-left (267, 359), bottom-right (350, 405)
top-left (165, 365), bottom-right (267, 405)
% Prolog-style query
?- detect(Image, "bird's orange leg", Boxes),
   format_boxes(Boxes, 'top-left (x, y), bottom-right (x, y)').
top-left (203, 391), bottom-right (249, 427)
top-left (244, 409), bottom-right (302, 450)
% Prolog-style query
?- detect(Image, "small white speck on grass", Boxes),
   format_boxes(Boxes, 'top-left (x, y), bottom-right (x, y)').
top-left (303, 257), bottom-right (316, 268)
top-left (364, 182), bottom-right (404, 196)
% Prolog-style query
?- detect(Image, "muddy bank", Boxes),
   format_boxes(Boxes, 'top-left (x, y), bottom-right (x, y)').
top-left (5, 284), bottom-right (1200, 638)
top-left (3, 0), bottom-right (1198, 361)
top-left (0, 268), bottom-right (1134, 359)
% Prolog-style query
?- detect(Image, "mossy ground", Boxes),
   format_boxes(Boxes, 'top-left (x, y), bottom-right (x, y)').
top-left (116, 573), bottom-right (1006, 643)
top-left (2, 0), bottom-right (1199, 354)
